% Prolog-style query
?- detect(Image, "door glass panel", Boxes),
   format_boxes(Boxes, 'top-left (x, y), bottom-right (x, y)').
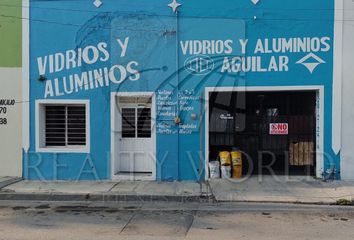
top-left (122, 108), bottom-right (136, 138)
top-left (137, 108), bottom-right (151, 138)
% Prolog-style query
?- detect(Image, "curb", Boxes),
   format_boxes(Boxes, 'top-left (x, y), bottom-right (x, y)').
top-left (215, 199), bottom-right (338, 206)
top-left (1, 193), bottom-right (352, 206)
top-left (0, 178), bottom-right (23, 190)
top-left (0, 192), bottom-right (215, 203)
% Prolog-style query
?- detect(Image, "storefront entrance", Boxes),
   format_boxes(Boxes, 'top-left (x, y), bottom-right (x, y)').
top-left (207, 88), bottom-right (319, 177)
top-left (111, 93), bottom-right (156, 180)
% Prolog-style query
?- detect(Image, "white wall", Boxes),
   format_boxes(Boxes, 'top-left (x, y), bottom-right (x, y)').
top-left (0, 68), bottom-right (22, 177)
top-left (340, 0), bottom-right (354, 180)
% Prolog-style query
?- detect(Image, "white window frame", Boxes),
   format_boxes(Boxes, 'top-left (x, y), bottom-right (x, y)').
top-left (36, 99), bottom-right (90, 153)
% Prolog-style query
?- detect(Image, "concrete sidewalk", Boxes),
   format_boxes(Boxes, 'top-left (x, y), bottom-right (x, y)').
top-left (0, 180), bottom-right (211, 202)
top-left (210, 176), bottom-right (354, 204)
top-left (1, 176), bottom-right (354, 204)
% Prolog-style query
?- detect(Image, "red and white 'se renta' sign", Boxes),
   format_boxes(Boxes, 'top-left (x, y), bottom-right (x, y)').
top-left (269, 123), bottom-right (288, 135)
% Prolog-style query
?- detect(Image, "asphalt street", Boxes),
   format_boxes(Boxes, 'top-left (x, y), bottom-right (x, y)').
top-left (0, 201), bottom-right (354, 239)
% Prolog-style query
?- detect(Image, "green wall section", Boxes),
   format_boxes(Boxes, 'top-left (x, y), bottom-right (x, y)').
top-left (0, 0), bottom-right (22, 67)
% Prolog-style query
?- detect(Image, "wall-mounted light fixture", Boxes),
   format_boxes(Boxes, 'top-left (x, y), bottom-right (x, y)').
top-left (38, 75), bottom-right (47, 81)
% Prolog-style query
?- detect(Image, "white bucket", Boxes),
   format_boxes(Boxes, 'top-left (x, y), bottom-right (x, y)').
top-left (221, 166), bottom-right (231, 179)
top-left (209, 161), bottom-right (220, 179)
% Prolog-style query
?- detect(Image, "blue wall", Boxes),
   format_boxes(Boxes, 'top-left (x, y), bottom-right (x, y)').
top-left (27, 0), bottom-right (338, 180)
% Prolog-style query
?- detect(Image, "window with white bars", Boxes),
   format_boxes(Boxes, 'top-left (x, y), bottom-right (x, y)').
top-left (36, 101), bottom-right (89, 152)
top-left (45, 105), bottom-right (86, 147)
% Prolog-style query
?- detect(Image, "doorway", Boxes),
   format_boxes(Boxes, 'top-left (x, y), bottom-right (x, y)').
top-left (111, 93), bottom-right (156, 180)
top-left (205, 87), bottom-right (323, 179)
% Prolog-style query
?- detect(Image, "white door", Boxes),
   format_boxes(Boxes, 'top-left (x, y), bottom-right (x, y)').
top-left (117, 96), bottom-right (155, 174)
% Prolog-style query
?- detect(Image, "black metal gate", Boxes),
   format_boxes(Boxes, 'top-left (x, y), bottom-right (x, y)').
top-left (209, 91), bottom-right (316, 176)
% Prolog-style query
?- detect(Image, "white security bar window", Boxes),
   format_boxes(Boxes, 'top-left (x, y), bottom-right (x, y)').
top-left (36, 100), bottom-right (90, 153)
top-left (45, 105), bottom-right (86, 146)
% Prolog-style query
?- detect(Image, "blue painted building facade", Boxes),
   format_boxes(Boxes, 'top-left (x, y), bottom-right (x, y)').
top-left (25, 0), bottom-right (339, 181)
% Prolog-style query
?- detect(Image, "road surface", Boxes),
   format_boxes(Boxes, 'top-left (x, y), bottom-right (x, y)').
top-left (0, 201), bottom-right (353, 240)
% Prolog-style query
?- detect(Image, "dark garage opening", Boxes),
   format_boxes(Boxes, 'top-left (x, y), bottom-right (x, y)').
top-left (209, 91), bottom-right (316, 176)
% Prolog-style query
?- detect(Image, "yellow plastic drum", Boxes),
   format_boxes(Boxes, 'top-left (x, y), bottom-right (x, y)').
top-left (231, 151), bottom-right (242, 166)
top-left (232, 166), bottom-right (242, 179)
top-left (231, 151), bottom-right (242, 179)
top-left (219, 151), bottom-right (231, 166)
